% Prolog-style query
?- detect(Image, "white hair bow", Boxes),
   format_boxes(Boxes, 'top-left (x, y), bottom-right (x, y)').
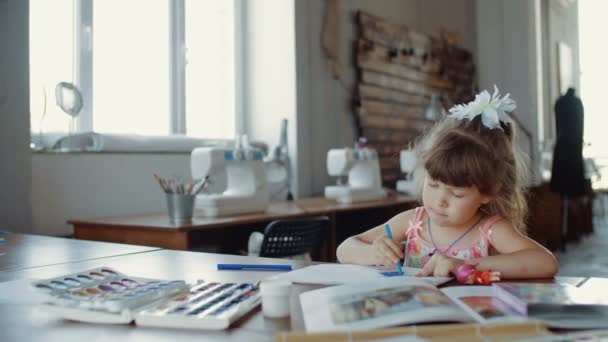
top-left (447, 85), bottom-right (517, 130)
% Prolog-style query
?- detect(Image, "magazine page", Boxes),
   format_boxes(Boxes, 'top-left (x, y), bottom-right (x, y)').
top-left (526, 306), bottom-right (608, 330)
top-left (300, 278), bottom-right (473, 332)
top-left (514, 329), bottom-right (608, 341)
top-left (492, 283), bottom-right (582, 314)
top-left (492, 283), bottom-right (608, 329)
top-left (441, 286), bottom-right (526, 324)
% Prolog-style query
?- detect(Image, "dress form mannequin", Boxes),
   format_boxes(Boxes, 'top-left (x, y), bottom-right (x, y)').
top-left (550, 88), bottom-right (586, 252)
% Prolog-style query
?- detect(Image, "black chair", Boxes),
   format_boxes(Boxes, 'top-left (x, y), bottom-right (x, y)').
top-left (259, 216), bottom-right (329, 260)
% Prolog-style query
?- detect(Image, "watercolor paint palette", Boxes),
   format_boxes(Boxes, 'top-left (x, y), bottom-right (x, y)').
top-left (135, 280), bottom-right (261, 330)
top-left (31, 267), bottom-right (188, 324)
top-left (31, 267), bottom-right (262, 330)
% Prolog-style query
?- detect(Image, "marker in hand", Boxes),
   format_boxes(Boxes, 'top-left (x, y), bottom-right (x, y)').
top-left (384, 223), bottom-right (404, 274)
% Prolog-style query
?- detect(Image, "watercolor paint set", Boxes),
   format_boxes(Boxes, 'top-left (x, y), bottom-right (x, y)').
top-left (31, 267), bottom-right (261, 330)
top-left (31, 267), bottom-right (188, 324)
top-left (135, 280), bottom-right (261, 330)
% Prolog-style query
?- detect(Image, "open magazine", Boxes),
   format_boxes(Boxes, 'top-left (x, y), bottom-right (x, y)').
top-left (493, 283), bottom-right (608, 329)
top-left (300, 278), bottom-right (525, 332)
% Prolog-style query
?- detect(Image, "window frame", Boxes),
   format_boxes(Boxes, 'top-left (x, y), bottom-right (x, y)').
top-left (58, 0), bottom-right (244, 137)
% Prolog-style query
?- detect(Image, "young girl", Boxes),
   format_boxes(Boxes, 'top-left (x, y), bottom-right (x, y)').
top-left (336, 86), bottom-right (559, 280)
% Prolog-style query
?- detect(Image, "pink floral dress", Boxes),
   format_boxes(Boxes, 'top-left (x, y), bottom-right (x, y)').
top-left (403, 207), bottom-right (501, 268)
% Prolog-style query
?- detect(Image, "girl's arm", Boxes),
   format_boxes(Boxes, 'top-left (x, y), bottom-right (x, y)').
top-left (336, 210), bottom-right (413, 265)
top-left (472, 221), bottom-right (559, 278)
top-left (417, 221), bottom-right (559, 279)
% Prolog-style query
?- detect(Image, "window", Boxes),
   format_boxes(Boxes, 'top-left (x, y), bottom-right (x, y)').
top-left (92, 0), bottom-right (170, 135)
top-left (29, 0), bottom-right (75, 135)
top-left (185, 0), bottom-right (238, 139)
top-left (29, 0), bottom-right (241, 139)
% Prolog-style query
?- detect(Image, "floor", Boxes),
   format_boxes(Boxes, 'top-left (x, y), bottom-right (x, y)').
top-left (554, 193), bottom-right (608, 277)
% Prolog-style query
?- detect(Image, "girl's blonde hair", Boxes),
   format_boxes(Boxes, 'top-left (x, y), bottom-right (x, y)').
top-left (414, 116), bottom-right (530, 232)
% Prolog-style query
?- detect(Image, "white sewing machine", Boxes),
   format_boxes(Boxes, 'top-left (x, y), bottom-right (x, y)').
top-left (396, 149), bottom-right (417, 195)
top-left (324, 144), bottom-right (385, 204)
top-left (190, 144), bottom-right (270, 217)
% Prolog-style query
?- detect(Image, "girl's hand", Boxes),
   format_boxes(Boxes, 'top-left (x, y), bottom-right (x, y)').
top-left (416, 253), bottom-right (465, 277)
top-left (371, 235), bottom-right (404, 266)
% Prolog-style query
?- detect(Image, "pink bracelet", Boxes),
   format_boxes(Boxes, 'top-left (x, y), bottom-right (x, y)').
top-left (456, 263), bottom-right (501, 285)
top-left (455, 263), bottom-right (478, 283)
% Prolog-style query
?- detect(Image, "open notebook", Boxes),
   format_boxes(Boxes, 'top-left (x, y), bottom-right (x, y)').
top-left (271, 264), bottom-right (452, 287)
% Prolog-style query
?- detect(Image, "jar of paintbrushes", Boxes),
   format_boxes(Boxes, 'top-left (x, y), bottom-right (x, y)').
top-left (154, 174), bottom-right (209, 224)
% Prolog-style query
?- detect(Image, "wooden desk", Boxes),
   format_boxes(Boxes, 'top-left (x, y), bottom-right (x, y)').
top-left (0, 244), bottom-right (599, 342)
top-left (70, 196), bottom-right (417, 261)
top-left (70, 201), bottom-right (309, 250)
top-left (0, 233), bottom-right (160, 272)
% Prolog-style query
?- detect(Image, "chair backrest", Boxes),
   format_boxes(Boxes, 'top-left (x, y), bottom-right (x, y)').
top-left (259, 216), bottom-right (329, 260)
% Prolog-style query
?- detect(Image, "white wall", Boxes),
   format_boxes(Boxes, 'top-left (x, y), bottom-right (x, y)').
top-left (476, 0), bottom-right (540, 171)
top-left (31, 154), bottom-right (191, 235)
top-left (244, 0), bottom-right (299, 196)
top-left (294, 0), bottom-right (476, 197)
top-left (477, 0), bottom-right (541, 131)
top-left (0, 0), bottom-right (32, 234)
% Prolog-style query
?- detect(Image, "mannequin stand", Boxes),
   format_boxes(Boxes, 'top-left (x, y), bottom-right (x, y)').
top-left (560, 195), bottom-right (569, 252)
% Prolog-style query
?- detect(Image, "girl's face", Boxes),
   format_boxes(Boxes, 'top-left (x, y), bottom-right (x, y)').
top-left (422, 174), bottom-right (492, 228)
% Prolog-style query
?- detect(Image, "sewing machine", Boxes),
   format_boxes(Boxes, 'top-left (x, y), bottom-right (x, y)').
top-left (324, 144), bottom-right (385, 204)
top-left (190, 144), bottom-right (270, 217)
top-left (396, 149), bottom-right (417, 195)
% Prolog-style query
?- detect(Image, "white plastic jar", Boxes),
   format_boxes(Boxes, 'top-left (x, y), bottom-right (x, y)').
top-left (259, 279), bottom-right (292, 318)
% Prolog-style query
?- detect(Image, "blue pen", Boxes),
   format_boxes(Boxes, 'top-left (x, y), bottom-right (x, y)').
top-left (384, 223), bottom-right (404, 274)
top-left (217, 264), bottom-right (293, 271)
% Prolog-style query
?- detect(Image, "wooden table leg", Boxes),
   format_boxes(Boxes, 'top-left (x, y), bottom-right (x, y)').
top-left (327, 213), bottom-right (337, 262)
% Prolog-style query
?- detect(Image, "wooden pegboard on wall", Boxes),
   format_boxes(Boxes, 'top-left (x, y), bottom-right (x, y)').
top-left (354, 11), bottom-right (477, 187)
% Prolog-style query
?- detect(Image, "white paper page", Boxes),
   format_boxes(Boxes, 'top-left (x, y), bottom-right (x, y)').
top-left (441, 286), bottom-right (526, 324)
top-left (0, 278), bottom-right (51, 305)
top-left (300, 278), bottom-right (470, 332)
top-left (272, 264), bottom-right (452, 287)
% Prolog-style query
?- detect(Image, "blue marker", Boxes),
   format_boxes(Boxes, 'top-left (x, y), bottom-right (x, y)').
top-left (217, 264), bottom-right (293, 271)
top-left (384, 223), bottom-right (404, 274)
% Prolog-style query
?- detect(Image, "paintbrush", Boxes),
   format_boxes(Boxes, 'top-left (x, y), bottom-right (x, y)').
top-left (153, 173), bottom-right (171, 193)
top-left (191, 176), bottom-right (210, 195)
